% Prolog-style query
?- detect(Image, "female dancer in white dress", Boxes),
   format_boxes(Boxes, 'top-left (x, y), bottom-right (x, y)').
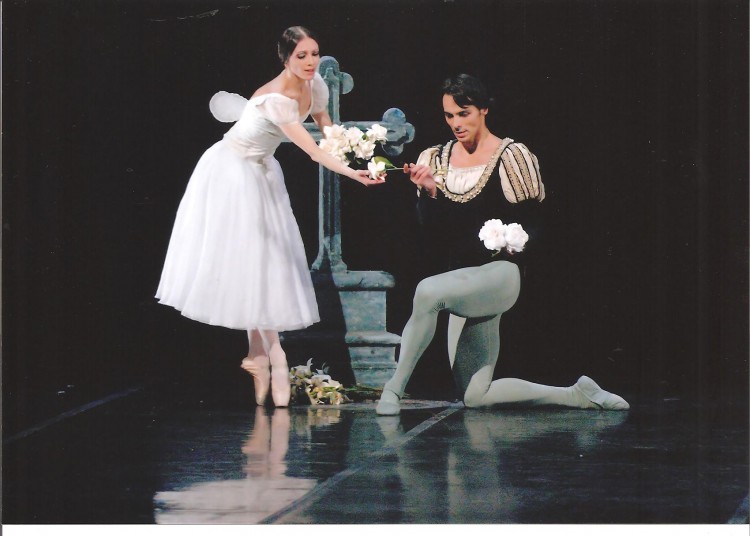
top-left (376, 74), bottom-right (628, 415)
top-left (156, 26), bottom-right (383, 407)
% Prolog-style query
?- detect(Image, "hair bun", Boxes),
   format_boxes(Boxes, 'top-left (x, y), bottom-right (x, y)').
top-left (277, 26), bottom-right (318, 64)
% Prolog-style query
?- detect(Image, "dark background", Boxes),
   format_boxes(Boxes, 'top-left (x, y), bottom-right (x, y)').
top-left (3, 0), bottom-right (747, 435)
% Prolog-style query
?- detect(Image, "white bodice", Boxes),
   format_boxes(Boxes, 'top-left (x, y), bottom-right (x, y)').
top-left (209, 72), bottom-right (329, 161)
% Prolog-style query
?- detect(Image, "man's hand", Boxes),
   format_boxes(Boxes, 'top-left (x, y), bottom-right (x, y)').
top-left (404, 164), bottom-right (437, 198)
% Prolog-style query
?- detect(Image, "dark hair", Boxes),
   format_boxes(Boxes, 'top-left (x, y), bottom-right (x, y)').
top-left (441, 74), bottom-right (494, 110)
top-left (277, 26), bottom-right (318, 64)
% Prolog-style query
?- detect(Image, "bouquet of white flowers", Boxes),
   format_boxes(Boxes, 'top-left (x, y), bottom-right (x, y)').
top-left (289, 359), bottom-right (350, 405)
top-left (478, 219), bottom-right (529, 254)
top-left (319, 123), bottom-right (398, 180)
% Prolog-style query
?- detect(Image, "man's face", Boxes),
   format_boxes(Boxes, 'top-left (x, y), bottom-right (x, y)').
top-left (442, 94), bottom-right (488, 144)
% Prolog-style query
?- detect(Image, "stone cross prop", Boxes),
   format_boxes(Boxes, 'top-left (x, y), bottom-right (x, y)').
top-left (282, 56), bottom-right (415, 387)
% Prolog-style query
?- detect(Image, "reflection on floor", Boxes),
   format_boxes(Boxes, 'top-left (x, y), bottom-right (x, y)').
top-left (153, 407), bottom-right (317, 523)
top-left (3, 384), bottom-right (748, 524)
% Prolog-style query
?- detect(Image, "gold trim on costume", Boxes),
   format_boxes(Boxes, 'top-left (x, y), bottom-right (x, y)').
top-left (435, 138), bottom-right (513, 203)
top-left (501, 149), bottom-right (526, 202)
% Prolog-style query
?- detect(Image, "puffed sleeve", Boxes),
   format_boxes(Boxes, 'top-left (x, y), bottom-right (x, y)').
top-left (209, 91), bottom-right (248, 123)
top-left (494, 143), bottom-right (545, 270)
top-left (415, 145), bottom-right (443, 227)
top-left (257, 95), bottom-right (301, 125)
top-left (311, 72), bottom-right (330, 115)
top-left (416, 146), bottom-right (440, 169)
top-left (415, 145), bottom-right (442, 195)
top-left (498, 142), bottom-right (545, 203)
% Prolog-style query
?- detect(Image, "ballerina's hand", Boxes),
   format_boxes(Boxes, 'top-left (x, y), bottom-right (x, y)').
top-left (351, 169), bottom-right (387, 187)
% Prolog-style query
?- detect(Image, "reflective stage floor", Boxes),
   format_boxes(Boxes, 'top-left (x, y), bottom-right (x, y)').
top-left (3, 381), bottom-right (749, 525)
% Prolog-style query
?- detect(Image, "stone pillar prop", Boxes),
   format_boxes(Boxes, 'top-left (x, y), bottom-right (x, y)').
top-left (281, 56), bottom-right (415, 387)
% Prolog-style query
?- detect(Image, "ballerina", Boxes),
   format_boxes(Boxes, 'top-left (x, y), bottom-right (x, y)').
top-left (156, 26), bottom-right (383, 407)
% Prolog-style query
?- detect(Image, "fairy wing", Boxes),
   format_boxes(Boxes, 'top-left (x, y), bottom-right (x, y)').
top-left (208, 91), bottom-right (249, 123)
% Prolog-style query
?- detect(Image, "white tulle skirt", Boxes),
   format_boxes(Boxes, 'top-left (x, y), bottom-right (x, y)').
top-left (155, 140), bottom-right (320, 331)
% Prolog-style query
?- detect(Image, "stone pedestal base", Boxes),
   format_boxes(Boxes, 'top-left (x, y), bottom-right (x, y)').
top-left (280, 270), bottom-right (400, 387)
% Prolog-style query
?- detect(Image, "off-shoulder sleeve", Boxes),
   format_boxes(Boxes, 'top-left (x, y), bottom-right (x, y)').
top-left (209, 91), bottom-right (248, 123)
top-left (498, 142), bottom-right (545, 203)
top-left (311, 72), bottom-right (330, 115)
top-left (257, 95), bottom-right (301, 125)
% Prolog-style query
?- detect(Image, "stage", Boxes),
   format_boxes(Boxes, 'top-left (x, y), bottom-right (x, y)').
top-left (4, 381), bottom-right (747, 525)
top-left (2, 0), bottom-right (748, 530)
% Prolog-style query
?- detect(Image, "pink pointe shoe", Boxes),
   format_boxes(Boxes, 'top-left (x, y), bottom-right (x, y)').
top-left (241, 356), bottom-right (271, 406)
top-left (271, 364), bottom-right (291, 407)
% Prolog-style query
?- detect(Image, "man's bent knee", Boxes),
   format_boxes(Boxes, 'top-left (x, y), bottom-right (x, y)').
top-left (413, 277), bottom-right (446, 312)
top-left (463, 391), bottom-right (485, 408)
top-left (460, 365), bottom-right (494, 408)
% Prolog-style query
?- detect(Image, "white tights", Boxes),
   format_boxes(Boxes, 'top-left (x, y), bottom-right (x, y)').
top-left (247, 329), bottom-right (287, 368)
top-left (383, 261), bottom-right (586, 409)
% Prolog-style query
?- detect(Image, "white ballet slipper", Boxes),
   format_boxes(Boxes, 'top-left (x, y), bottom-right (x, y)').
top-left (574, 375), bottom-right (630, 410)
top-left (376, 389), bottom-right (401, 416)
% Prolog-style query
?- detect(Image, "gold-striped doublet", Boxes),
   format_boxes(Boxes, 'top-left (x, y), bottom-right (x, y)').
top-left (419, 138), bottom-right (545, 204)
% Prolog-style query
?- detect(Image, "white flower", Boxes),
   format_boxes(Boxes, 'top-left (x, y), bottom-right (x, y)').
top-left (353, 138), bottom-right (377, 160)
top-left (367, 160), bottom-right (387, 180)
top-left (319, 135), bottom-right (350, 163)
top-left (478, 219), bottom-right (507, 251)
top-left (478, 219), bottom-right (529, 254)
top-left (290, 358), bottom-right (314, 377)
top-left (318, 137), bottom-right (335, 155)
top-left (344, 126), bottom-right (365, 147)
top-left (366, 123), bottom-right (388, 143)
top-left (323, 124), bottom-right (347, 140)
top-left (311, 373), bottom-right (332, 384)
top-left (504, 223), bottom-right (529, 253)
top-left (289, 358), bottom-right (349, 405)
top-left (318, 124), bottom-right (397, 180)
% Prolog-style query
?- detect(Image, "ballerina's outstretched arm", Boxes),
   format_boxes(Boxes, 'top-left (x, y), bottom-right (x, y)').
top-left (278, 121), bottom-right (385, 187)
top-left (310, 108), bottom-right (333, 130)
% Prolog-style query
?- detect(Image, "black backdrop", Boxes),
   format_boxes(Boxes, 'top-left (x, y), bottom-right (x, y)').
top-left (3, 0), bottom-right (747, 434)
